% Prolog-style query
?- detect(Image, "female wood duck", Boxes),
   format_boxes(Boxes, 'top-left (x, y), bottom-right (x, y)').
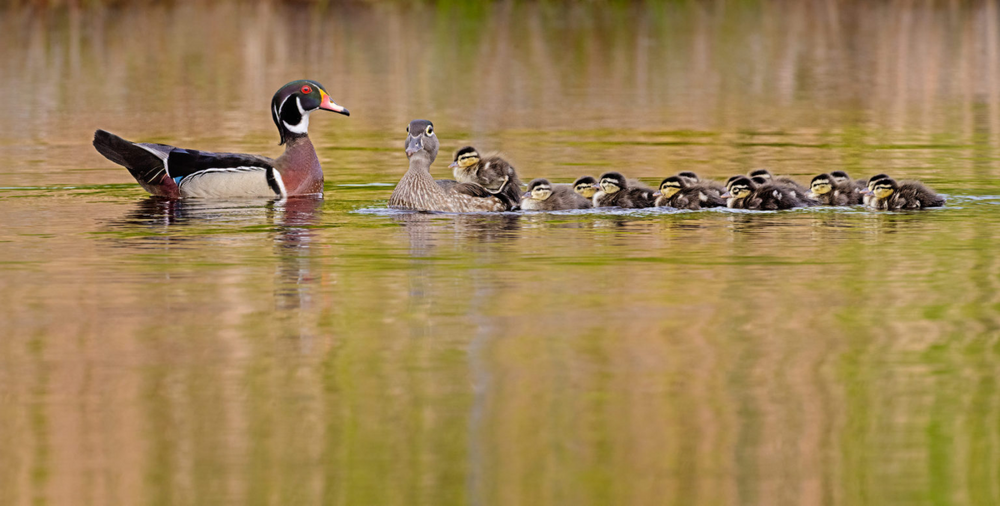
top-left (723, 175), bottom-right (806, 210)
top-left (93, 80), bottom-right (349, 199)
top-left (653, 176), bottom-right (726, 209)
top-left (808, 173), bottom-right (857, 206)
top-left (448, 146), bottom-right (523, 207)
top-left (388, 120), bottom-right (515, 212)
top-left (863, 177), bottom-right (945, 210)
top-left (521, 178), bottom-right (592, 211)
top-left (573, 176), bottom-right (599, 200)
top-left (592, 172), bottom-right (656, 208)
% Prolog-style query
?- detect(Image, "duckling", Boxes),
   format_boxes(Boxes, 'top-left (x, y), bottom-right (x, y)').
top-left (723, 175), bottom-right (806, 210)
top-left (748, 169), bottom-right (812, 200)
top-left (593, 172), bottom-right (656, 208)
top-left (864, 177), bottom-right (945, 210)
top-left (829, 170), bottom-right (867, 204)
top-left (653, 176), bottom-right (726, 209)
top-left (808, 173), bottom-right (856, 206)
top-left (520, 178), bottom-right (592, 211)
top-left (449, 146), bottom-right (523, 207)
top-left (389, 120), bottom-right (516, 212)
top-left (573, 176), bottom-right (599, 200)
top-left (862, 173), bottom-right (890, 207)
top-left (676, 171), bottom-right (727, 198)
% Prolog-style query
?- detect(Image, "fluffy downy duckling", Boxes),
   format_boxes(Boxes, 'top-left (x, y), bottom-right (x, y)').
top-left (748, 169), bottom-right (812, 201)
top-left (829, 170), bottom-right (867, 204)
top-left (676, 171), bottom-right (727, 198)
top-left (723, 175), bottom-right (806, 210)
top-left (864, 177), bottom-right (945, 210)
top-left (808, 173), bottom-right (856, 206)
top-left (653, 176), bottom-right (726, 209)
top-left (593, 172), bottom-right (657, 208)
top-left (521, 178), bottom-right (592, 211)
top-left (388, 120), bottom-right (516, 212)
top-left (449, 146), bottom-right (523, 207)
top-left (862, 173), bottom-right (890, 207)
top-left (573, 176), bottom-right (599, 200)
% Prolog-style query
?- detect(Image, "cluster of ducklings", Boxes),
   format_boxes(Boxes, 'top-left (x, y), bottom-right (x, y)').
top-left (519, 163), bottom-right (945, 212)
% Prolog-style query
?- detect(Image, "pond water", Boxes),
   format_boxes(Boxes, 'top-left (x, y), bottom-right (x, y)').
top-left (2, 2), bottom-right (1000, 505)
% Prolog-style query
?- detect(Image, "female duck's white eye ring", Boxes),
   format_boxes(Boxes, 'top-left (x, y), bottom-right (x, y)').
top-left (425, 125), bottom-right (434, 136)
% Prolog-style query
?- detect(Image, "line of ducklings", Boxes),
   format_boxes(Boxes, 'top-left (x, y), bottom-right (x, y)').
top-left (526, 168), bottom-right (945, 212)
top-left (388, 120), bottom-right (944, 212)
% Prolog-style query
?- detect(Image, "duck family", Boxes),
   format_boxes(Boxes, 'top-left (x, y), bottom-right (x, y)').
top-left (92, 80), bottom-right (946, 212)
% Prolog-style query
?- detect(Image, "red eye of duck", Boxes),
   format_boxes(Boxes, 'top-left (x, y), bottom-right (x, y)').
top-left (300, 85), bottom-right (312, 94)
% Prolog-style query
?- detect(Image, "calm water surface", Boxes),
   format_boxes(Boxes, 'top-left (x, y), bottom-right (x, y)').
top-left (2, 2), bottom-right (1000, 506)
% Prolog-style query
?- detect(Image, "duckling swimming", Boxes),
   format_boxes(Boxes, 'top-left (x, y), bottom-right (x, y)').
top-left (808, 173), bottom-right (857, 206)
top-left (593, 172), bottom-right (656, 208)
top-left (573, 176), bottom-right (599, 201)
top-left (864, 177), bottom-right (945, 210)
top-left (676, 171), bottom-right (727, 198)
top-left (388, 120), bottom-right (516, 212)
top-left (653, 176), bottom-right (726, 209)
top-left (521, 178), bottom-right (592, 211)
top-left (723, 175), bottom-right (806, 210)
top-left (862, 173), bottom-right (890, 207)
top-left (449, 146), bottom-right (523, 207)
top-left (829, 170), bottom-right (867, 203)
top-left (748, 169), bottom-right (812, 200)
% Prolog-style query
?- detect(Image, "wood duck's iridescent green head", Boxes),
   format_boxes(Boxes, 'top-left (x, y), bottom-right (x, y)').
top-left (810, 174), bottom-right (834, 196)
top-left (722, 176), bottom-right (755, 199)
top-left (655, 176), bottom-right (685, 198)
top-left (599, 172), bottom-right (627, 194)
top-left (448, 146), bottom-right (480, 170)
top-left (271, 80), bottom-right (349, 145)
top-left (829, 170), bottom-right (851, 184)
top-left (868, 177), bottom-right (898, 199)
top-left (573, 176), bottom-right (598, 199)
top-left (404, 119), bottom-right (439, 161)
top-left (523, 178), bottom-right (553, 201)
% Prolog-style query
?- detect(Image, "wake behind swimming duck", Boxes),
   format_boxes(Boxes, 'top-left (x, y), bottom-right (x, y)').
top-left (93, 80), bottom-right (349, 199)
top-left (388, 120), bottom-right (515, 212)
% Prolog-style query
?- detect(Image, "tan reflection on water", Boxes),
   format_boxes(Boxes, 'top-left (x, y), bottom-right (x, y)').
top-left (2, 2), bottom-right (1000, 506)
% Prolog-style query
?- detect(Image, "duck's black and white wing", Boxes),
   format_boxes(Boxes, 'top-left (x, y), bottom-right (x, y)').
top-left (159, 147), bottom-right (283, 198)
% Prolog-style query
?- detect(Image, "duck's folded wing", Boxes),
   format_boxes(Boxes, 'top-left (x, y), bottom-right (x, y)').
top-left (148, 147), bottom-right (283, 198)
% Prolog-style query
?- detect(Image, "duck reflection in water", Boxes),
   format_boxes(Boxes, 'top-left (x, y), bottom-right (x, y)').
top-left (390, 212), bottom-right (522, 257)
top-left (112, 196), bottom-right (324, 312)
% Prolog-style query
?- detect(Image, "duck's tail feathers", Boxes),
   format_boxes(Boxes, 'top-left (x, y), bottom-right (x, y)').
top-left (93, 130), bottom-right (179, 198)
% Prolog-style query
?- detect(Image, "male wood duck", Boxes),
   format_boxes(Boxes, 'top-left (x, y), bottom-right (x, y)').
top-left (388, 120), bottom-right (515, 212)
top-left (448, 146), bottom-right (523, 207)
top-left (93, 80), bottom-right (349, 199)
top-left (520, 178), bottom-right (592, 211)
top-left (863, 177), bottom-right (945, 210)
top-left (592, 172), bottom-right (656, 208)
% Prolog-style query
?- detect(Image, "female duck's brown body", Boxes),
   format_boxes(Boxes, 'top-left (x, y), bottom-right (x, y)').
top-left (389, 120), bottom-right (512, 212)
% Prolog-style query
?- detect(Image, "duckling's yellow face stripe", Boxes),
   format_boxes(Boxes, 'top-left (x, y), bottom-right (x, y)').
top-left (811, 181), bottom-right (832, 195)
top-left (457, 154), bottom-right (479, 169)
top-left (660, 183), bottom-right (681, 198)
top-left (731, 186), bottom-right (751, 198)
top-left (600, 180), bottom-right (621, 194)
top-left (873, 185), bottom-right (894, 199)
top-left (575, 185), bottom-right (597, 198)
top-left (531, 187), bottom-right (552, 201)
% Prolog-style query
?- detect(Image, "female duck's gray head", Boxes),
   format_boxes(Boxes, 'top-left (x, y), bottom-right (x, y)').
top-left (270, 80), bottom-right (349, 145)
top-left (404, 119), bottom-right (439, 161)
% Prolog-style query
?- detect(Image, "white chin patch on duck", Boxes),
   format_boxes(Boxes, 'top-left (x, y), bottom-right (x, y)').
top-left (283, 96), bottom-right (310, 135)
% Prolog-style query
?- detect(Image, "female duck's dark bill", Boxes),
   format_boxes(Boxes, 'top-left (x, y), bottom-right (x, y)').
top-left (319, 90), bottom-right (350, 116)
